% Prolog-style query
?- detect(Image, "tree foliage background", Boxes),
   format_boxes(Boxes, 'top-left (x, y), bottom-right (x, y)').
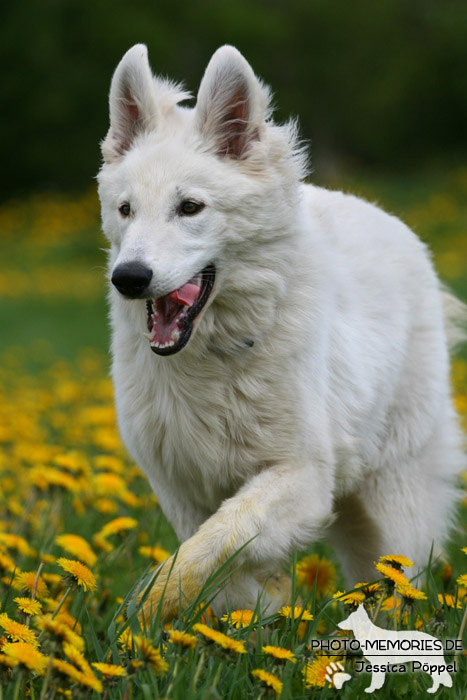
top-left (2, 0), bottom-right (467, 198)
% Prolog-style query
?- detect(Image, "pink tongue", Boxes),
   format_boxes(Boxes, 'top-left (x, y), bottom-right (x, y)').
top-left (167, 282), bottom-right (200, 307)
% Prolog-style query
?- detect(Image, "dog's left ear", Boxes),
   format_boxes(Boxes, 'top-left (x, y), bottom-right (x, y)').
top-left (101, 44), bottom-right (157, 162)
top-left (195, 46), bottom-right (268, 159)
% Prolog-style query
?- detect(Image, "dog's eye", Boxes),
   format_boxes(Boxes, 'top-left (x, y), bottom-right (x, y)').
top-left (179, 200), bottom-right (205, 216)
top-left (119, 203), bottom-right (131, 217)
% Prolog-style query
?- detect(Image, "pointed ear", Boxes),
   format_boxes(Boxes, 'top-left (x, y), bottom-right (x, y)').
top-left (101, 44), bottom-right (157, 162)
top-left (195, 46), bottom-right (268, 159)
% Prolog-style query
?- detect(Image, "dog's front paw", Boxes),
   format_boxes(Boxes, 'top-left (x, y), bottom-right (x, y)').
top-left (137, 552), bottom-right (202, 624)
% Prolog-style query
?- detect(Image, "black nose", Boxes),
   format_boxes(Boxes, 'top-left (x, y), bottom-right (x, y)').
top-left (111, 262), bottom-right (153, 298)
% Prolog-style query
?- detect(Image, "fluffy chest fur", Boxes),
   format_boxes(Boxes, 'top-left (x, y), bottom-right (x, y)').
top-left (111, 313), bottom-right (306, 514)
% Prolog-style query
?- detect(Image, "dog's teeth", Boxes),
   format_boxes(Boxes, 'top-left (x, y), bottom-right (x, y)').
top-left (143, 332), bottom-right (152, 341)
top-left (172, 330), bottom-right (180, 342)
top-left (183, 305), bottom-right (189, 311)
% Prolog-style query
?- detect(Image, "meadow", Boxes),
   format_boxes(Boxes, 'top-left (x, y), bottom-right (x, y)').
top-left (0, 169), bottom-right (466, 699)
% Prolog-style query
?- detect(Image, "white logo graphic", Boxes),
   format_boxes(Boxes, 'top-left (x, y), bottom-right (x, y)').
top-left (337, 604), bottom-right (453, 694)
top-left (325, 661), bottom-right (352, 689)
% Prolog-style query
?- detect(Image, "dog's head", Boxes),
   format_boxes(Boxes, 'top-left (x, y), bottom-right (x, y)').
top-left (98, 45), bottom-right (306, 356)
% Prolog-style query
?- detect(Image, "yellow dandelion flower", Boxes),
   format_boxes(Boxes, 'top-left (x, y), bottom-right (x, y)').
top-left (14, 571), bottom-right (49, 598)
top-left (333, 589), bottom-right (366, 606)
top-left (0, 613), bottom-right (39, 647)
top-left (251, 668), bottom-right (283, 696)
top-left (52, 658), bottom-right (82, 683)
top-left (379, 554), bottom-right (414, 570)
top-left (30, 466), bottom-right (79, 493)
top-left (2, 641), bottom-right (48, 674)
top-left (262, 644), bottom-right (296, 663)
top-left (14, 597), bottom-right (43, 616)
top-left (118, 627), bottom-right (133, 648)
top-left (381, 596), bottom-right (401, 611)
top-left (92, 533), bottom-right (114, 553)
top-left (0, 653), bottom-right (19, 669)
top-left (55, 534), bottom-right (97, 567)
top-left (167, 629), bottom-right (198, 649)
top-left (375, 563), bottom-right (409, 586)
top-left (54, 452), bottom-right (89, 474)
top-left (94, 455), bottom-right (124, 473)
top-left (278, 605), bottom-right (313, 621)
top-left (42, 599), bottom-right (82, 634)
top-left (42, 572), bottom-right (63, 587)
top-left (457, 574), bottom-right (467, 587)
top-left (92, 426), bottom-right (121, 452)
top-left (75, 671), bottom-right (103, 693)
top-left (0, 550), bottom-right (15, 574)
top-left (462, 547), bottom-right (467, 556)
top-left (0, 533), bottom-right (35, 557)
top-left (396, 584), bottom-right (427, 601)
top-left (56, 558), bottom-right (97, 591)
top-left (35, 614), bottom-right (85, 652)
top-left (92, 662), bottom-right (127, 678)
top-left (221, 609), bottom-right (257, 628)
top-left (354, 582), bottom-right (381, 597)
top-left (134, 635), bottom-right (169, 674)
top-left (196, 604), bottom-right (216, 626)
top-left (94, 498), bottom-right (119, 515)
top-left (303, 654), bottom-right (340, 688)
top-left (438, 593), bottom-right (462, 609)
top-left (192, 623), bottom-right (247, 654)
top-left (93, 471), bottom-right (128, 497)
top-left (296, 554), bottom-right (337, 596)
top-left (121, 490), bottom-right (142, 508)
top-left (98, 516), bottom-right (137, 539)
top-left (40, 554), bottom-right (56, 565)
top-left (62, 642), bottom-right (93, 674)
top-left (138, 545), bottom-right (171, 563)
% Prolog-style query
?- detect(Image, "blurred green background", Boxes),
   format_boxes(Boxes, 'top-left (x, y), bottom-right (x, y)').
top-left (2, 0), bottom-right (467, 196)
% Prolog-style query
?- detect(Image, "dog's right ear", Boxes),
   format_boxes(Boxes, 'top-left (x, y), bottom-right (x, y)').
top-left (101, 44), bottom-right (157, 162)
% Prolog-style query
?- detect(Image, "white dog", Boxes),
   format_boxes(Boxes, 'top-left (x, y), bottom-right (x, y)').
top-left (97, 44), bottom-right (466, 620)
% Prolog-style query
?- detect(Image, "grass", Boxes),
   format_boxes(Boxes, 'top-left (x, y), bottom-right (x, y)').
top-left (0, 170), bottom-right (465, 698)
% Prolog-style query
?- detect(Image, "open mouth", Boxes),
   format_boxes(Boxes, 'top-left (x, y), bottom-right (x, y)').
top-left (145, 264), bottom-right (216, 355)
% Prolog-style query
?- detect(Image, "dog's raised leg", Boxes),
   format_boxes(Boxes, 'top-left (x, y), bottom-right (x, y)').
top-left (138, 460), bottom-right (334, 622)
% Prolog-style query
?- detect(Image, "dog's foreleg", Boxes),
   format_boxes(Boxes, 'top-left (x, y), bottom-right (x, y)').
top-left (139, 460), bottom-right (334, 622)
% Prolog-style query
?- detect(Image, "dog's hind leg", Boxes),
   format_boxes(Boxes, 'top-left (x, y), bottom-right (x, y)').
top-left (340, 417), bottom-right (461, 586)
top-left (330, 409), bottom-right (463, 584)
top-left (328, 492), bottom-right (384, 584)
top-left (367, 417), bottom-right (461, 562)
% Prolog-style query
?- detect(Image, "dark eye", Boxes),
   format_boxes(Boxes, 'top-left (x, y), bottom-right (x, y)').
top-left (119, 202), bottom-right (131, 217)
top-left (179, 200), bottom-right (205, 216)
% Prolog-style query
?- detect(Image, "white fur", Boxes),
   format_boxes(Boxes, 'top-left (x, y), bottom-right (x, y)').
top-left (98, 45), bottom-right (466, 615)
